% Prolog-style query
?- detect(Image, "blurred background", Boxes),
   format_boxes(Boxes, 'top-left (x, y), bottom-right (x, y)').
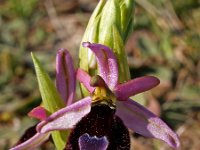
top-left (0, 0), bottom-right (199, 149)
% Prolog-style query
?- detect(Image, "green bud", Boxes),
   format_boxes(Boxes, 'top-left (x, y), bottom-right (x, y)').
top-left (79, 0), bottom-right (134, 96)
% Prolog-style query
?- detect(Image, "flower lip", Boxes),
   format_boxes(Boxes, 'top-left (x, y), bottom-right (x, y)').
top-left (66, 103), bottom-right (130, 150)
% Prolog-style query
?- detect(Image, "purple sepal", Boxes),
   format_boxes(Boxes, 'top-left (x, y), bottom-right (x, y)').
top-left (10, 133), bottom-right (50, 150)
top-left (82, 42), bottom-right (118, 90)
top-left (114, 76), bottom-right (160, 101)
top-left (78, 133), bottom-right (108, 150)
top-left (116, 99), bottom-right (180, 149)
top-left (37, 97), bottom-right (92, 133)
top-left (56, 48), bottom-right (76, 105)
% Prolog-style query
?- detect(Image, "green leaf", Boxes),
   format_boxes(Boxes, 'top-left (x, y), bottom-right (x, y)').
top-left (31, 53), bottom-right (67, 149)
top-left (51, 131), bottom-right (69, 150)
top-left (31, 53), bottom-right (64, 112)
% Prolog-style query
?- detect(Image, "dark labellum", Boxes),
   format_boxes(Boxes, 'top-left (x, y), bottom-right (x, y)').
top-left (65, 103), bottom-right (130, 150)
top-left (15, 125), bottom-right (37, 146)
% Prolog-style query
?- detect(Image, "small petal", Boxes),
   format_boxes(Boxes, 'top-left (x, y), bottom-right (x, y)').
top-left (114, 76), bottom-right (160, 101)
top-left (77, 68), bottom-right (95, 93)
top-left (28, 106), bottom-right (47, 121)
top-left (116, 99), bottom-right (180, 148)
top-left (10, 133), bottom-right (50, 150)
top-left (83, 42), bottom-right (118, 90)
top-left (78, 133), bottom-right (108, 150)
top-left (37, 97), bottom-right (92, 133)
top-left (56, 48), bottom-right (76, 105)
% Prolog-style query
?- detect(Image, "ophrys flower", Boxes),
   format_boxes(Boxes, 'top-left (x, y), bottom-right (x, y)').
top-left (11, 42), bottom-right (180, 150)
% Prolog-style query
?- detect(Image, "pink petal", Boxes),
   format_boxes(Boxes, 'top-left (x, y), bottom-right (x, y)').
top-left (79, 133), bottom-right (108, 150)
top-left (76, 68), bottom-right (95, 93)
top-left (116, 99), bottom-right (180, 149)
top-left (37, 97), bottom-right (92, 133)
top-left (10, 133), bottom-right (50, 150)
top-left (28, 106), bottom-right (47, 121)
top-left (56, 48), bottom-right (76, 105)
top-left (82, 42), bottom-right (118, 90)
top-left (114, 76), bottom-right (160, 101)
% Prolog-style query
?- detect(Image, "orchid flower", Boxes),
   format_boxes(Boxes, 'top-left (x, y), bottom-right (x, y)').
top-left (11, 42), bottom-right (180, 150)
top-left (76, 42), bottom-right (180, 149)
